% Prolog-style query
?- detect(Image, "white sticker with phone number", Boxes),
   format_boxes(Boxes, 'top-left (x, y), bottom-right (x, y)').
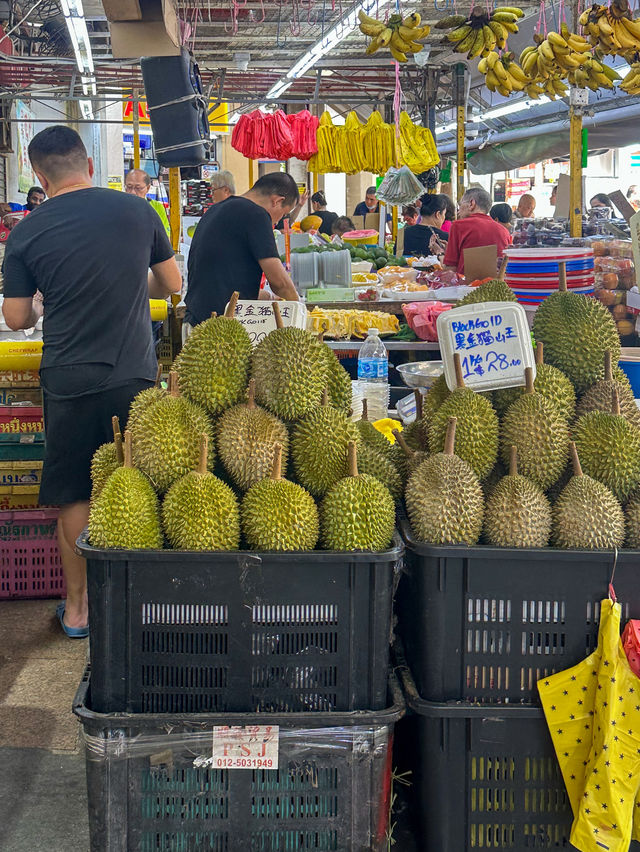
top-left (210, 725), bottom-right (279, 770)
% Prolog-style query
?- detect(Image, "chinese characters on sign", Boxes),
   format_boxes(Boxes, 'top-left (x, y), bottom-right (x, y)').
top-left (229, 300), bottom-right (307, 346)
top-left (437, 301), bottom-right (535, 392)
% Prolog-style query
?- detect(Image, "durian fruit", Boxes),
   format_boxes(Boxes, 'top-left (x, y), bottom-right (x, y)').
top-left (500, 367), bottom-right (569, 490)
top-left (175, 291), bottom-right (251, 416)
top-left (252, 302), bottom-right (328, 421)
top-left (532, 266), bottom-right (620, 393)
top-left (573, 388), bottom-right (640, 503)
top-left (162, 434), bottom-right (240, 551)
top-left (89, 431), bottom-right (163, 549)
top-left (320, 442), bottom-right (395, 551)
top-left (391, 429), bottom-right (428, 482)
top-left (484, 446), bottom-right (552, 548)
top-left (216, 379), bottom-right (289, 491)
top-left (493, 343), bottom-right (576, 421)
top-left (458, 278), bottom-right (516, 306)
top-left (127, 364), bottom-right (166, 432)
top-left (406, 417), bottom-right (484, 545)
top-left (552, 442), bottom-right (624, 549)
top-left (291, 391), bottom-right (360, 497)
top-left (575, 351), bottom-right (640, 428)
top-left (320, 338), bottom-right (352, 414)
top-left (428, 354), bottom-right (498, 479)
top-left (357, 442), bottom-right (403, 499)
top-left (90, 416), bottom-right (124, 503)
top-left (624, 491), bottom-right (640, 548)
top-left (356, 399), bottom-right (392, 456)
top-left (241, 443), bottom-right (319, 551)
top-left (422, 374), bottom-right (450, 420)
top-left (131, 372), bottom-right (214, 493)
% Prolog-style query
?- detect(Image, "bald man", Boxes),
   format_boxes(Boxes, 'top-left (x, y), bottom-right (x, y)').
top-left (125, 168), bottom-right (171, 238)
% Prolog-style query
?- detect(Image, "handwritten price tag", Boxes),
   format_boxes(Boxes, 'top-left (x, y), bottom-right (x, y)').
top-left (227, 300), bottom-right (308, 347)
top-left (437, 300), bottom-right (535, 392)
top-left (203, 725), bottom-right (279, 771)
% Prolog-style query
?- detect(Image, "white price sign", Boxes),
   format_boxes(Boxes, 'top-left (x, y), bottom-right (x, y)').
top-left (228, 300), bottom-right (307, 347)
top-left (437, 301), bottom-right (535, 392)
top-left (208, 725), bottom-right (279, 770)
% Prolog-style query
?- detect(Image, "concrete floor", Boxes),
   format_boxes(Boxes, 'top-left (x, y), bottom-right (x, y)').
top-left (0, 598), bottom-right (418, 852)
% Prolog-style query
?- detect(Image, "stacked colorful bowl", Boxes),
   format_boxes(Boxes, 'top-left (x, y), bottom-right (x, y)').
top-left (504, 247), bottom-right (595, 306)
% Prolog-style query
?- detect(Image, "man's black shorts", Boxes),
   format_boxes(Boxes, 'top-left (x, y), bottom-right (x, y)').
top-left (40, 379), bottom-right (153, 506)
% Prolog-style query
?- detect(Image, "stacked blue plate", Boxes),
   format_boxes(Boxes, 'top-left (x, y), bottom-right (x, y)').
top-left (504, 247), bottom-right (595, 305)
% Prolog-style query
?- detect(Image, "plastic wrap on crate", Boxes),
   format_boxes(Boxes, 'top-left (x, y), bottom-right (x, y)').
top-left (77, 531), bottom-right (403, 714)
top-left (74, 668), bottom-right (404, 852)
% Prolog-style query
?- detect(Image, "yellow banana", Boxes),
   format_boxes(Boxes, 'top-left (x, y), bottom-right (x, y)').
top-left (621, 16), bottom-right (640, 39)
top-left (547, 31), bottom-right (568, 48)
top-left (406, 40), bottom-right (425, 53)
top-left (493, 6), bottom-right (525, 17)
top-left (447, 25), bottom-right (472, 42)
top-left (522, 51), bottom-right (539, 76)
top-left (360, 21), bottom-right (385, 36)
top-left (478, 56), bottom-right (489, 74)
top-left (485, 69), bottom-right (500, 91)
top-left (390, 44), bottom-right (408, 62)
top-left (468, 29), bottom-right (486, 58)
top-left (486, 50), bottom-right (499, 68)
top-left (539, 39), bottom-right (555, 60)
top-left (391, 31), bottom-right (413, 51)
top-left (612, 21), bottom-right (637, 49)
top-left (483, 24), bottom-right (497, 50)
top-left (491, 11), bottom-right (519, 23)
top-left (567, 36), bottom-right (592, 52)
top-left (456, 28), bottom-right (479, 53)
top-left (578, 9), bottom-right (591, 26)
top-left (488, 20), bottom-right (507, 46)
top-left (497, 83), bottom-right (512, 96)
top-left (365, 38), bottom-right (381, 54)
top-left (558, 52), bottom-right (581, 68)
top-left (526, 84), bottom-right (542, 98)
top-left (415, 24), bottom-right (431, 38)
top-left (501, 20), bottom-right (519, 33)
top-left (398, 24), bottom-right (418, 40)
top-left (505, 69), bottom-right (525, 90)
top-left (506, 61), bottom-right (528, 83)
top-left (598, 16), bottom-right (614, 36)
top-left (493, 59), bottom-right (508, 82)
top-left (403, 12), bottom-right (421, 27)
top-left (376, 27), bottom-right (393, 46)
top-left (600, 62), bottom-right (621, 80)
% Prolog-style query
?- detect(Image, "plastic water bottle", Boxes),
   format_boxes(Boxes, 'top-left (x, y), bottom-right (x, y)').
top-left (358, 328), bottom-right (389, 421)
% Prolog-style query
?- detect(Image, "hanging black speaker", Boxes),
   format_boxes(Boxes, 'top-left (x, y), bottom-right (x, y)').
top-left (140, 49), bottom-right (211, 167)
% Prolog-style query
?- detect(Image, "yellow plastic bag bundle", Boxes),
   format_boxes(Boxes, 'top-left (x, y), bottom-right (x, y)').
top-left (308, 111), bottom-right (339, 174)
top-left (338, 112), bottom-right (366, 174)
top-left (539, 596), bottom-right (640, 852)
top-left (362, 112), bottom-right (395, 175)
top-left (397, 111), bottom-right (440, 174)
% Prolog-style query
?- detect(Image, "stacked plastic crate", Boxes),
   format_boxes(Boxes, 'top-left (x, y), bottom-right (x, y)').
top-left (0, 368), bottom-right (63, 600)
top-left (73, 534), bottom-right (406, 851)
top-left (395, 512), bottom-right (640, 852)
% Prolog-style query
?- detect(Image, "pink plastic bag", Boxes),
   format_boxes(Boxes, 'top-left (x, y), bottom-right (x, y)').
top-left (622, 619), bottom-right (640, 679)
top-left (402, 301), bottom-right (453, 341)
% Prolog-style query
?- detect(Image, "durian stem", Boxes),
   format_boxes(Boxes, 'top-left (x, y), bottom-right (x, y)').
top-left (361, 398), bottom-right (369, 422)
top-left (347, 441), bottom-right (358, 477)
top-left (535, 341), bottom-right (544, 367)
top-left (392, 428), bottom-right (414, 458)
top-left (524, 367), bottom-right (534, 395)
top-left (154, 363), bottom-right (162, 387)
top-left (317, 331), bottom-right (325, 342)
top-left (558, 262), bottom-right (567, 293)
top-left (168, 371), bottom-right (179, 397)
top-left (123, 430), bottom-right (133, 468)
top-left (272, 301), bottom-right (284, 330)
top-left (453, 353), bottom-right (465, 390)
top-left (414, 389), bottom-right (423, 420)
top-left (569, 441), bottom-right (583, 477)
top-left (271, 443), bottom-right (283, 480)
top-left (321, 388), bottom-right (329, 406)
top-left (112, 416), bottom-right (124, 465)
top-left (225, 291), bottom-right (240, 318)
top-left (198, 434), bottom-right (208, 475)
top-left (509, 445), bottom-right (518, 476)
top-left (247, 379), bottom-right (256, 409)
top-left (210, 312), bottom-right (218, 318)
top-left (444, 417), bottom-right (457, 456)
top-left (612, 387), bottom-right (621, 416)
top-left (498, 255), bottom-right (508, 281)
top-left (604, 350), bottom-right (613, 383)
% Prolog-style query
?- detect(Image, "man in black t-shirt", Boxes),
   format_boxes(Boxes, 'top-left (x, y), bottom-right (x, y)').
top-left (186, 173), bottom-right (299, 326)
top-left (2, 126), bottom-right (181, 638)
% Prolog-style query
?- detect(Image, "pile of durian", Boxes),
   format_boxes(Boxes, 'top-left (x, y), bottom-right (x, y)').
top-left (88, 294), bottom-right (396, 553)
top-left (404, 277), bottom-right (640, 550)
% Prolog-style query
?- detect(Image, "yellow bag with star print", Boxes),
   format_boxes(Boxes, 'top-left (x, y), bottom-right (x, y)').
top-left (539, 598), bottom-right (640, 852)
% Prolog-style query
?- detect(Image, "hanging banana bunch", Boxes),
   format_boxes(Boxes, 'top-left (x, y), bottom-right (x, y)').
top-left (620, 58), bottom-right (640, 93)
top-left (436, 5), bottom-right (524, 59)
top-left (567, 56), bottom-right (622, 90)
top-left (358, 10), bottom-right (431, 62)
top-left (579, 0), bottom-right (640, 56)
top-left (478, 51), bottom-right (528, 95)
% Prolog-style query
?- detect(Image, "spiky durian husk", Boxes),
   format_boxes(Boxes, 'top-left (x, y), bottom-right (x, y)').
top-left (321, 474), bottom-right (394, 551)
top-left (89, 467), bottom-right (162, 549)
top-left (552, 475), bottom-right (624, 549)
top-left (217, 402), bottom-right (289, 491)
top-left (573, 410), bottom-right (640, 502)
top-left (291, 408), bottom-right (360, 497)
top-left (485, 474), bottom-right (551, 548)
top-left (242, 478), bottom-right (318, 551)
top-left (162, 470), bottom-right (239, 550)
top-left (429, 389), bottom-right (498, 479)
top-left (500, 394), bottom-right (569, 490)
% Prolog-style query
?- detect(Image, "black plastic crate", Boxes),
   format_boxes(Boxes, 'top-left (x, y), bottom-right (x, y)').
top-left (74, 668), bottom-right (404, 852)
top-left (78, 532), bottom-right (402, 714)
top-left (396, 514), bottom-right (640, 705)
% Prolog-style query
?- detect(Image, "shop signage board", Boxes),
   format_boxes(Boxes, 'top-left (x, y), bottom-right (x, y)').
top-left (229, 300), bottom-right (307, 346)
top-left (437, 301), bottom-right (535, 392)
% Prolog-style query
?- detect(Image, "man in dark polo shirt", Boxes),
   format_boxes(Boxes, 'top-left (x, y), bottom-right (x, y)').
top-left (185, 172), bottom-right (299, 327)
top-left (2, 126), bottom-right (181, 638)
top-left (443, 186), bottom-right (512, 275)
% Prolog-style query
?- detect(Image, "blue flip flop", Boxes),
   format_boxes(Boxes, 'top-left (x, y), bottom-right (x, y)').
top-left (56, 602), bottom-right (89, 639)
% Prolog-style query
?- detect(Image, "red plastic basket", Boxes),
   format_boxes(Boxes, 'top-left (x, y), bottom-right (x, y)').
top-left (0, 509), bottom-right (65, 599)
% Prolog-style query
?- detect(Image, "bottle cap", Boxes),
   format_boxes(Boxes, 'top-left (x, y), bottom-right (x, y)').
top-left (368, 327), bottom-right (379, 335)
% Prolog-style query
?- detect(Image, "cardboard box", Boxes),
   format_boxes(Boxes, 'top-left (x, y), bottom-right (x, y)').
top-left (102, 0), bottom-right (142, 20)
top-left (110, 0), bottom-right (180, 59)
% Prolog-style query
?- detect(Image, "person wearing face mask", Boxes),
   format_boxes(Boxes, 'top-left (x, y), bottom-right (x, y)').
top-left (185, 173), bottom-right (299, 327)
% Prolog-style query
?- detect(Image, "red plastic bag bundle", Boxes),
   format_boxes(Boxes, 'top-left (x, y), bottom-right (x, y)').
top-left (402, 301), bottom-right (453, 341)
top-left (231, 110), bottom-right (268, 159)
top-left (287, 110), bottom-right (319, 160)
top-left (269, 110), bottom-right (294, 160)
